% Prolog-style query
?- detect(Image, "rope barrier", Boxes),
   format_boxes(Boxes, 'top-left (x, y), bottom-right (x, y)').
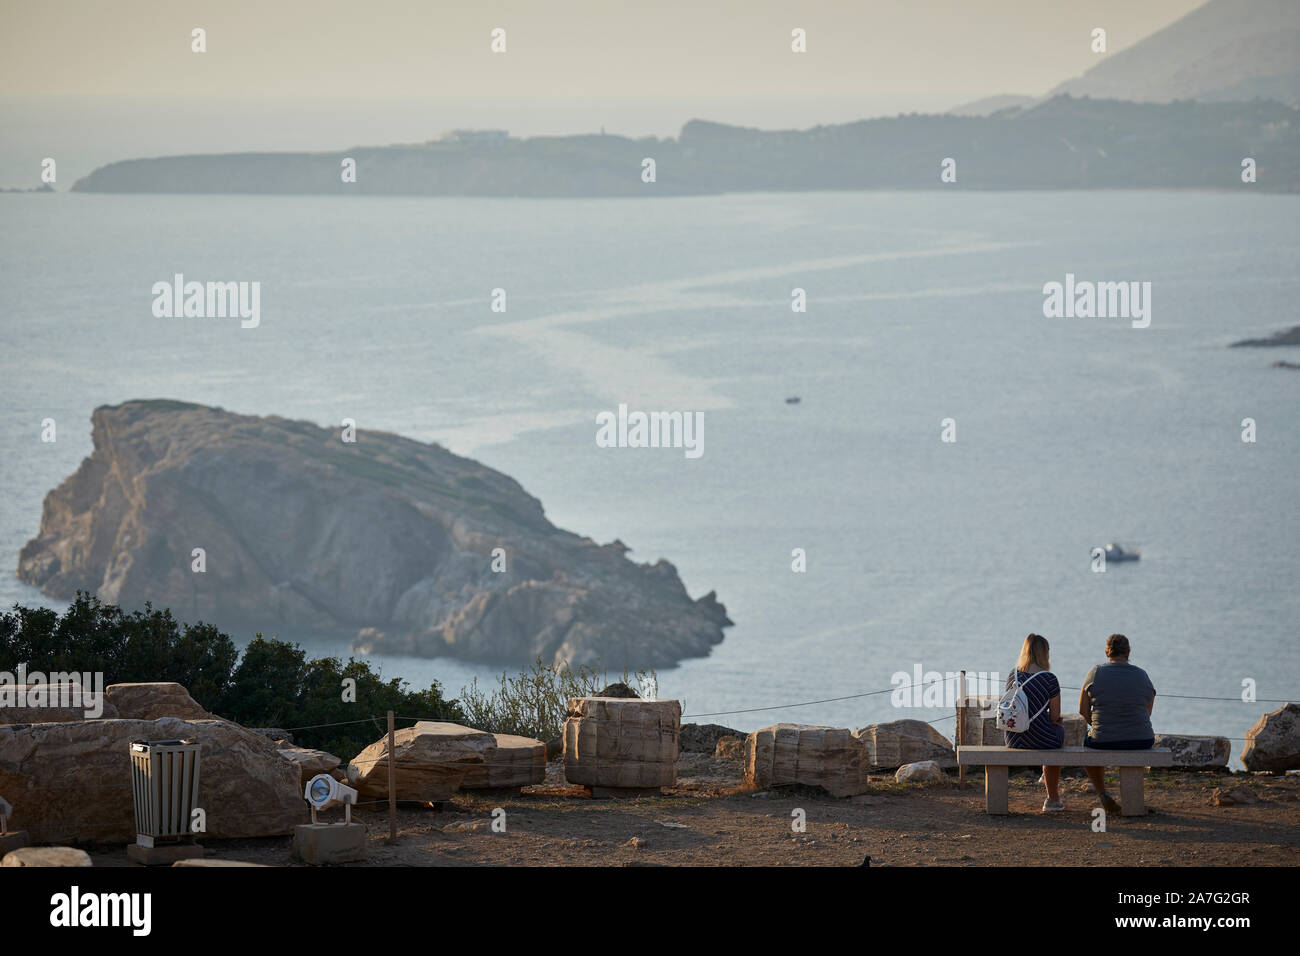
top-left (263, 681), bottom-right (1290, 735)
top-left (275, 717), bottom-right (382, 732)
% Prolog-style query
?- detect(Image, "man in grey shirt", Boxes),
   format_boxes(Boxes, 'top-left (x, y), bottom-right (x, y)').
top-left (1078, 634), bottom-right (1156, 813)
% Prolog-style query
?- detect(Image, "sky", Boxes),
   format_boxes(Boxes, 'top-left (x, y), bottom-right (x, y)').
top-left (0, 0), bottom-right (1207, 186)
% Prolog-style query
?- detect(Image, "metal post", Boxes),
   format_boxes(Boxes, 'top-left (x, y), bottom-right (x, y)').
top-left (958, 670), bottom-right (966, 788)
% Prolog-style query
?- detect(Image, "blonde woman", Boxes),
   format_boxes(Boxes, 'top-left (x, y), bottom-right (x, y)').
top-left (1005, 633), bottom-right (1066, 811)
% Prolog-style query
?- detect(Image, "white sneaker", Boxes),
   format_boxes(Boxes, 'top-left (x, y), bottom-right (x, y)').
top-left (1042, 797), bottom-right (1065, 812)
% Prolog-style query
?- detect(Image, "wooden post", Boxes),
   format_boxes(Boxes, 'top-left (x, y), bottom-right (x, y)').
top-left (387, 710), bottom-right (397, 844)
top-left (957, 670), bottom-right (966, 788)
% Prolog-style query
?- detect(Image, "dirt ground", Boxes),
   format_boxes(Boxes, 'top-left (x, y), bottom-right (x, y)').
top-left (86, 753), bottom-right (1300, 867)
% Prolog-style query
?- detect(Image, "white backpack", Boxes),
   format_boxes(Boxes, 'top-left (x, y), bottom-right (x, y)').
top-left (996, 670), bottom-right (1049, 734)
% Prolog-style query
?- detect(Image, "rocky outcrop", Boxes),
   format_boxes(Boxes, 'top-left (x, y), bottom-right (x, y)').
top-left (1240, 702), bottom-right (1300, 772)
top-left (855, 720), bottom-right (956, 770)
top-left (104, 682), bottom-right (212, 721)
top-left (679, 722), bottom-right (744, 753)
top-left (745, 724), bottom-right (869, 798)
top-left (1155, 733), bottom-right (1231, 769)
top-left (0, 717), bottom-right (303, 843)
top-left (563, 697), bottom-right (680, 789)
top-left (348, 722), bottom-right (495, 802)
top-left (18, 401), bottom-right (730, 668)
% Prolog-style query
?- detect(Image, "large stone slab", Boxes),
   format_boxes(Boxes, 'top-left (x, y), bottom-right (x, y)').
top-left (3, 846), bottom-right (92, 867)
top-left (1155, 733), bottom-right (1231, 769)
top-left (104, 682), bottom-right (213, 720)
top-left (855, 719), bottom-right (955, 770)
top-left (563, 697), bottom-right (680, 789)
top-left (173, 858), bottom-right (267, 867)
top-left (957, 695), bottom-right (998, 747)
top-left (1062, 714), bottom-right (1087, 747)
top-left (1241, 702), bottom-right (1300, 772)
top-left (277, 745), bottom-right (343, 785)
top-left (293, 822), bottom-right (366, 865)
top-left (0, 717), bottom-right (303, 844)
top-left (460, 733), bottom-right (546, 789)
top-left (957, 697), bottom-right (1085, 747)
top-left (745, 724), bottom-right (868, 798)
top-left (349, 722), bottom-right (494, 801)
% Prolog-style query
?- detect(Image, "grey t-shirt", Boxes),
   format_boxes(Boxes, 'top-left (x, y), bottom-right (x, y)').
top-left (1082, 661), bottom-right (1156, 742)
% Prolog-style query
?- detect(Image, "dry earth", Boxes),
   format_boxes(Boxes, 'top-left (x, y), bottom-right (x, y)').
top-left (85, 753), bottom-right (1300, 867)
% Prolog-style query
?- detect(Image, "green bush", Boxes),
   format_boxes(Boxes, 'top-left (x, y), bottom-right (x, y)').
top-left (0, 593), bottom-right (238, 704)
top-left (458, 658), bottom-right (656, 742)
top-left (216, 637), bottom-right (464, 756)
top-left (0, 593), bottom-right (463, 758)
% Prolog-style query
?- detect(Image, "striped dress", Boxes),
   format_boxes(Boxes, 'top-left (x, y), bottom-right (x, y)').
top-left (1004, 669), bottom-right (1064, 750)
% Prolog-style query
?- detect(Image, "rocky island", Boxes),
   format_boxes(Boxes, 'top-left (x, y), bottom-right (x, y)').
top-left (17, 401), bottom-right (731, 668)
top-left (1230, 325), bottom-right (1300, 347)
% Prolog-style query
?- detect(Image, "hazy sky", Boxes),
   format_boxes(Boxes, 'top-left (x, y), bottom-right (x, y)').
top-left (4, 0), bottom-right (1205, 102)
top-left (0, 0), bottom-right (1206, 185)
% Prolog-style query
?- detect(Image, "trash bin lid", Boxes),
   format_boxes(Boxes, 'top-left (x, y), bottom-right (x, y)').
top-left (130, 738), bottom-right (198, 750)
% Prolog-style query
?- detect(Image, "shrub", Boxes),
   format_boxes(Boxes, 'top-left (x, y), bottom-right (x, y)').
top-left (458, 657), bottom-right (656, 742)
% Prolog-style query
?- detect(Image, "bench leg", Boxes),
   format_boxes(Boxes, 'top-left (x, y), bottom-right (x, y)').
top-left (1119, 766), bottom-right (1145, 816)
top-left (985, 766), bottom-right (1009, 814)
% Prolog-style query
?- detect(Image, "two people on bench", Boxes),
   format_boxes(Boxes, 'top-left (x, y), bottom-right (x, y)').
top-left (1005, 632), bottom-right (1156, 813)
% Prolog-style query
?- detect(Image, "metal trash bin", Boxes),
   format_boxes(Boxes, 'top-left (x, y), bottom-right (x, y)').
top-left (129, 739), bottom-right (201, 847)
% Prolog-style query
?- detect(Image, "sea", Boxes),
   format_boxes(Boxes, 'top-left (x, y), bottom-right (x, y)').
top-left (2, 189), bottom-right (1297, 766)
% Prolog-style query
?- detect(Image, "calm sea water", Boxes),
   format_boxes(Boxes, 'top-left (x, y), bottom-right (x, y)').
top-left (2, 190), bottom-right (1297, 765)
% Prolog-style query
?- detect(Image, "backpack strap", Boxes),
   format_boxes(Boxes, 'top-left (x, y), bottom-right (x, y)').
top-left (1021, 670), bottom-right (1051, 723)
top-left (1019, 670), bottom-right (1046, 689)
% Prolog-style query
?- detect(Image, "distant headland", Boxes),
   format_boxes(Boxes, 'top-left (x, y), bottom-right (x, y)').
top-left (69, 96), bottom-right (1300, 197)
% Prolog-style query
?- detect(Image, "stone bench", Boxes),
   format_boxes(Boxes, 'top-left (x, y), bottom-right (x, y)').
top-left (956, 745), bottom-right (1173, 816)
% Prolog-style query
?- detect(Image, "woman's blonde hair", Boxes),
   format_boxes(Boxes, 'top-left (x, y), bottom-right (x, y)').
top-left (1016, 633), bottom-right (1051, 672)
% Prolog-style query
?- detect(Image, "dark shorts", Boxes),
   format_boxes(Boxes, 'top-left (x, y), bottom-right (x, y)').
top-left (1084, 736), bottom-right (1154, 750)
